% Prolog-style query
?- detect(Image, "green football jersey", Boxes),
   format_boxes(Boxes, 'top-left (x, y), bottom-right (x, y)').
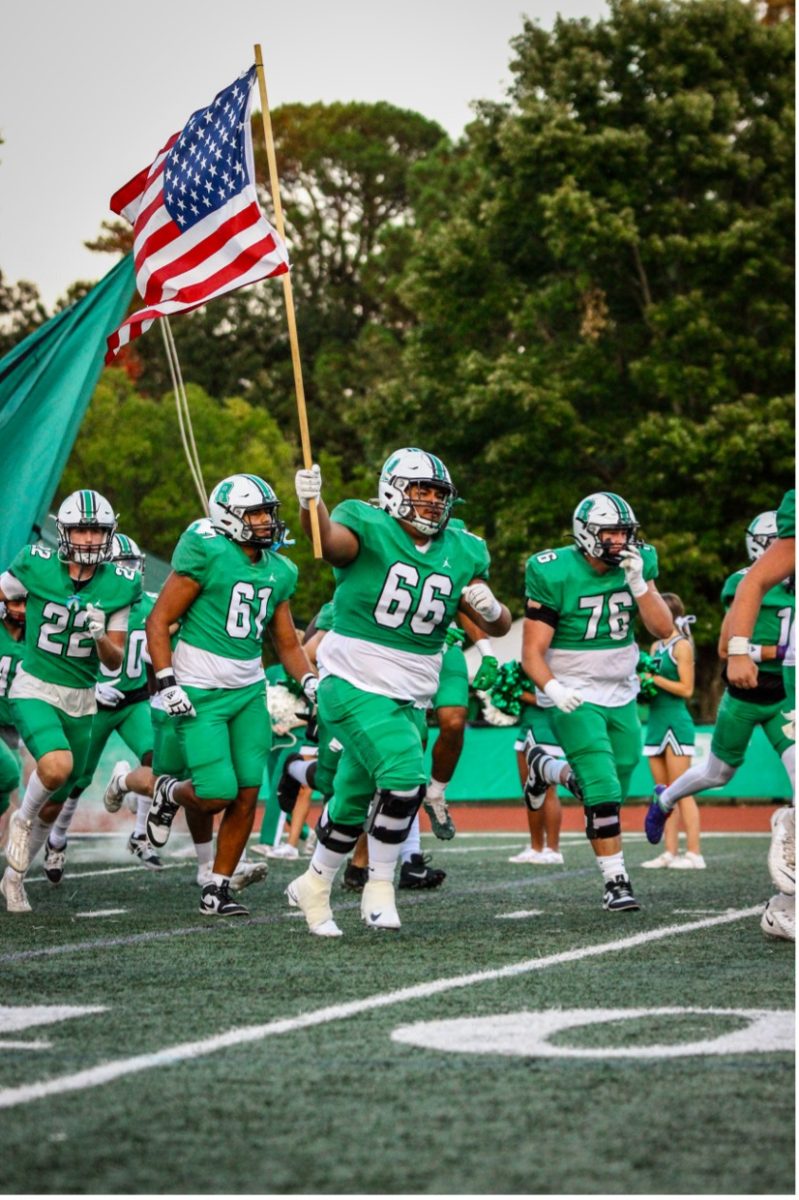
top-left (777, 488), bottom-right (795, 540)
top-left (0, 620), bottom-right (24, 725)
top-left (721, 568), bottom-right (794, 674)
top-left (99, 591), bottom-right (156, 692)
top-left (329, 500), bottom-right (491, 656)
top-left (316, 601), bottom-right (335, 633)
top-left (171, 519), bottom-right (298, 662)
top-left (6, 545), bottom-right (141, 689)
top-left (525, 543), bottom-right (658, 651)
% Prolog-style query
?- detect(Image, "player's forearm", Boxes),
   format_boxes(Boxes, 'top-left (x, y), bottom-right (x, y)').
top-left (637, 590), bottom-right (673, 640)
top-left (96, 634), bottom-right (124, 671)
top-left (522, 647), bottom-right (554, 693)
top-left (472, 603), bottom-right (512, 637)
top-left (145, 615), bottom-right (174, 675)
top-left (279, 640), bottom-right (317, 688)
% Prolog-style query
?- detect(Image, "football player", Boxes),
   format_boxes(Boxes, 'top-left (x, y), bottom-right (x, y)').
top-left (522, 492), bottom-right (672, 912)
top-left (38, 533), bottom-right (161, 883)
top-left (288, 448), bottom-right (511, 936)
top-left (0, 490), bottom-right (140, 912)
top-left (144, 474), bottom-right (317, 917)
top-left (650, 495), bottom-right (795, 940)
top-left (0, 597), bottom-right (27, 842)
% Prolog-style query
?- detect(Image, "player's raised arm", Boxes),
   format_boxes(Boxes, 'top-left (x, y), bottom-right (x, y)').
top-left (295, 465), bottom-right (359, 566)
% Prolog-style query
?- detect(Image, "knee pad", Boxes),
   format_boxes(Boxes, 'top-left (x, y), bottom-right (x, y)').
top-left (316, 803), bottom-right (362, 855)
top-left (584, 802), bottom-right (621, 840)
top-left (366, 785), bottom-right (425, 844)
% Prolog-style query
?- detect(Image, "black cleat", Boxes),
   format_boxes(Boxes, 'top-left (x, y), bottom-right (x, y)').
top-left (399, 853), bottom-right (447, 890)
top-left (602, 876), bottom-right (640, 912)
top-left (146, 776), bottom-right (180, 848)
top-left (277, 753), bottom-right (305, 814)
top-left (341, 859), bottom-right (369, 892)
top-left (199, 881), bottom-right (249, 917)
top-left (43, 837), bottom-right (66, 885)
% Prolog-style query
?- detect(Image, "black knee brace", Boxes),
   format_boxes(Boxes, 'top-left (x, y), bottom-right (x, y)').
top-left (366, 785), bottom-right (425, 844)
top-left (315, 804), bottom-right (362, 855)
top-left (584, 802), bottom-right (621, 840)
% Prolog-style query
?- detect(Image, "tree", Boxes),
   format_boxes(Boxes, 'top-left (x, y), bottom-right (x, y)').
top-left (357, 0), bottom-right (794, 715)
top-left (59, 369), bottom-right (371, 620)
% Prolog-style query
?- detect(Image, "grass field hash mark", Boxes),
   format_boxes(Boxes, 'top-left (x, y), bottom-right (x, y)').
top-left (0, 905), bottom-right (761, 1111)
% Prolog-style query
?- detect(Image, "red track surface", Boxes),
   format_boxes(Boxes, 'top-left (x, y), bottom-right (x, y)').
top-left (73, 802), bottom-right (780, 836)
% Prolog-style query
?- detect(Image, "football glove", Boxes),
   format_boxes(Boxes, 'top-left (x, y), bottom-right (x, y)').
top-left (300, 673), bottom-right (319, 706)
top-left (543, 678), bottom-right (584, 714)
top-left (95, 681), bottom-right (125, 709)
top-left (161, 684), bottom-right (196, 718)
top-left (85, 604), bottom-right (107, 639)
top-left (618, 548), bottom-right (647, 598)
top-left (295, 464), bottom-right (322, 509)
top-left (461, 583), bottom-right (502, 623)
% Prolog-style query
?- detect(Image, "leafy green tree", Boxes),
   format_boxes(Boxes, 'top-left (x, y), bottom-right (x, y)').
top-left (358, 0), bottom-right (794, 714)
top-left (59, 369), bottom-right (370, 620)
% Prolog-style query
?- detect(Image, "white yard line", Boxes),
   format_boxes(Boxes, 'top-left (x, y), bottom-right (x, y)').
top-left (0, 905), bottom-right (761, 1111)
top-left (74, 910), bottom-right (128, 919)
top-left (26, 863), bottom-right (189, 886)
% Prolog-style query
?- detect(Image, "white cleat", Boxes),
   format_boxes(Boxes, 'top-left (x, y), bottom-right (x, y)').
top-left (1, 866), bottom-right (31, 913)
top-left (768, 806), bottom-right (795, 895)
top-left (668, 852), bottom-right (707, 870)
top-left (361, 879), bottom-right (401, 930)
top-left (265, 842), bottom-right (300, 860)
top-left (5, 811), bottom-right (33, 873)
top-left (641, 851), bottom-right (676, 869)
top-left (230, 861), bottom-right (269, 892)
top-left (103, 760), bottom-right (131, 814)
top-left (286, 870), bottom-right (342, 937)
top-left (508, 846), bottom-right (554, 864)
top-left (761, 892), bottom-right (795, 941)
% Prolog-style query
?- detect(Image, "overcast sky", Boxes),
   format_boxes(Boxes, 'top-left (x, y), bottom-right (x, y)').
top-left (1, 0), bottom-right (607, 308)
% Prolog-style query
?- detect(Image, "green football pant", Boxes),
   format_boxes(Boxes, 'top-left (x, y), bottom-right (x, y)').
top-left (552, 699), bottom-right (641, 808)
top-left (10, 697), bottom-right (94, 773)
top-left (712, 691), bottom-right (792, 768)
top-left (0, 736), bottom-right (19, 813)
top-left (152, 707), bottom-right (187, 777)
top-left (433, 644), bottom-right (469, 710)
top-left (179, 681), bottom-right (271, 801)
top-left (71, 702), bottom-right (154, 791)
top-left (783, 663), bottom-right (795, 743)
top-left (318, 675), bottom-right (427, 826)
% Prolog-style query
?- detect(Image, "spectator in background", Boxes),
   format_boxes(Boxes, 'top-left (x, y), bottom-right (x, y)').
top-left (641, 594), bottom-right (703, 869)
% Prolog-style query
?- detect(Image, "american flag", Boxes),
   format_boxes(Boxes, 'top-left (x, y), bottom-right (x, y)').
top-left (105, 67), bottom-right (289, 362)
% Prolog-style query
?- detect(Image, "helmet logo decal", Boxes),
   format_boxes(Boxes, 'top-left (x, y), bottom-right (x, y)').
top-left (215, 481), bottom-right (233, 505)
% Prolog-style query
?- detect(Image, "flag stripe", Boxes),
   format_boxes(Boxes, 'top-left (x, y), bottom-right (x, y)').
top-left (141, 202), bottom-right (264, 305)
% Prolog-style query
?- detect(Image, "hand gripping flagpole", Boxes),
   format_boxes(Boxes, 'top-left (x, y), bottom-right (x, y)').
top-left (253, 44), bottom-right (322, 559)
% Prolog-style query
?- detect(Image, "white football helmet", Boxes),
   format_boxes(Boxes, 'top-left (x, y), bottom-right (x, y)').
top-left (111, 533), bottom-right (144, 573)
top-left (378, 448), bottom-right (456, 536)
top-left (56, 490), bottom-right (117, 565)
top-left (573, 492), bottom-right (640, 565)
top-left (208, 474), bottom-right (285, 548)
top-left (745, 511), bottom-right (778, 562)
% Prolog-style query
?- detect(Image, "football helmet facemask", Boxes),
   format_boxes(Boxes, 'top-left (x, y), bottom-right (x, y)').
top-left (111, 533), bottom-right (145, 574)
top-left (56, 490), bottom-right (117, 566)
top-left (208, 475), bottom-right (285, 549)
top-left (573, 492), bottom-right (640, 566)
top-left (745, 511), bottom-right (778, 563)
top-left (378, 448), bottom-right (456, 537)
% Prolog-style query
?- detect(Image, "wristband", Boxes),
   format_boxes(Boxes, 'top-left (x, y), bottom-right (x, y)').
top-left (474, 639), bottom-right (493, 659)
top-left (727, 636), bottom-right (750, 657)
top-left (155, 669), bottom-right (177, 692)
top-left (776, 643), bottom-right (788, 662)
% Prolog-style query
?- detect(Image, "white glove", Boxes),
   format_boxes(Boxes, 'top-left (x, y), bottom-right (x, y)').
top-left (544, 678), bottom-right (584, 714)
top-left (618, 547), bottom-right (648, 598)
top-left (300, 673), bottom-right (319, 706)
top-left (85, 604), bottom-right (107, 639)
top-left (295, 464), bottom-right (322, 510)
top-left (95, 681), bottom-right (125, 708)
top-left (461, 583), bottom-right (502, 623)
top-left (161, 684), bottom-right (196, 718)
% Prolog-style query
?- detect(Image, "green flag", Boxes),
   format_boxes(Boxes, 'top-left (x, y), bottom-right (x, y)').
top-left (0, 255), bottom-right (135, 568)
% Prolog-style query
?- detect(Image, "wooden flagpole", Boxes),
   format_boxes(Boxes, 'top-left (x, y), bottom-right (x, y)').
top-left (253, 43), bottom-right (322, 558)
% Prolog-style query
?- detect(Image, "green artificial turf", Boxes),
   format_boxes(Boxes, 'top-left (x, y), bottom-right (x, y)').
top-left (0, 832), bottom-right (793, 1194)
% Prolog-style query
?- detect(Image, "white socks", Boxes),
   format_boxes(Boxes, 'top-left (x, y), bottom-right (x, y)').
top-left (400, 814), bottom-right (422, 864)
top-left (50, 793), bottom-right (80, 846)
top-left (597, 851), bottom-right (627, 882)
top-left (310, 844), bottom-right (344, 882)
top-left (19, 771), bottom-right (55, 823)
top-left (367, 834), bottom-right (400, 882)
